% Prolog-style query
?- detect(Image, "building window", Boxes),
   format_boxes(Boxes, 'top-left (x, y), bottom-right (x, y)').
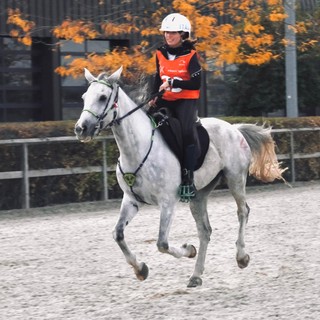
top-left (0, 37), bottom-right (125, 122)
top-left (60, 39), bottom-right (110, 120)
top-left (0, 37), bottom-right (42, 122)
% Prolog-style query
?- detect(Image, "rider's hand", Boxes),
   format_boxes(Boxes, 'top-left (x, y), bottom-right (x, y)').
top-left (148, 97), bottom-right (158, 107)
top-left (159, 79), bottom-right (171, 92)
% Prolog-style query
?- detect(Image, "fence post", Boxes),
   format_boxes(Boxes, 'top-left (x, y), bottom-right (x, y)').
top-left (22, 143), bottom-right (30, 209)
top-left (289, 131), bottom-right (295, 183)
top-left (102, 139), bottom-right (109, 200)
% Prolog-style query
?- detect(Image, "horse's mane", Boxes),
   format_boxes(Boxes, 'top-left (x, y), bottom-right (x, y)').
top-left (120, 74), bottom-right (151, 111)
top-left (97, 71), bottom-right (151, 112)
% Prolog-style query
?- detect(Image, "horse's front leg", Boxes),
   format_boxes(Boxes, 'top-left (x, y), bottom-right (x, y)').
top-left (112, 194), bottom-right (149, 281)
top-left (157, 202), bottom-right (197, 259)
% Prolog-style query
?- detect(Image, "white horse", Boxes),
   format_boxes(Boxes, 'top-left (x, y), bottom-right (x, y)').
top-left (75, 67), bottom-right (285, 287)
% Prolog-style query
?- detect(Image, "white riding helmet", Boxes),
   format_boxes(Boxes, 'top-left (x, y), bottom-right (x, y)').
top-left (159, 13), bottom-right (191, 37)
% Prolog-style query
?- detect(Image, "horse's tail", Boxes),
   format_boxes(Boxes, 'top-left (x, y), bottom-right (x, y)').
top-left (235, 123), bottom-right (286, 183)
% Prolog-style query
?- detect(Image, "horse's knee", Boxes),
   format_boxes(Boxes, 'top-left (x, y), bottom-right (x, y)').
top-left (157, 240), bottom-right (169, 253)
top-left (113, 226), bottom-right (124, 242)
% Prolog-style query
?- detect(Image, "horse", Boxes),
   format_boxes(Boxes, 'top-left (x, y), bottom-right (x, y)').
top-left (74, 67), bottom-right (285, 287)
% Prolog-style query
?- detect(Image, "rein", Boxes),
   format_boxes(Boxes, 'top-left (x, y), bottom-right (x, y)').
top-left (114, 89), bottom-right (165, 126)
top-left (83, 78), bottom-right (164, 130)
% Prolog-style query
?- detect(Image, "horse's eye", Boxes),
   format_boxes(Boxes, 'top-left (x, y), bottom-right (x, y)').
top-left (99, 95), bottom-right (107, 102)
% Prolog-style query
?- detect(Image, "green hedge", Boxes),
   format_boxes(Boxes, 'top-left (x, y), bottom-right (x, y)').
top-left (0, 121), bottom-right (120, 210)
top-left (0, 117), bottom-right (319, 210)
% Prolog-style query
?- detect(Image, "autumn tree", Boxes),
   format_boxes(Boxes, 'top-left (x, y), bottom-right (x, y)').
top-left (6, 0), bottom-right (318, 81)
top-left (225, 3), bottom-right (320, 116)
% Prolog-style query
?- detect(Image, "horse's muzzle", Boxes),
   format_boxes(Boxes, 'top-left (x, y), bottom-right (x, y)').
top-left (74, 123), bottom-right (93, 142)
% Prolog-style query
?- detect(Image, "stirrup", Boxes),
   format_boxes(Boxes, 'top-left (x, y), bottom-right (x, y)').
top-left (178, 183), bottom-right (196, 203)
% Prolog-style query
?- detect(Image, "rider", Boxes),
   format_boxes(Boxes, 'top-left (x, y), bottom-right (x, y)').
top-left (150, 13), bottom-right (202, 202)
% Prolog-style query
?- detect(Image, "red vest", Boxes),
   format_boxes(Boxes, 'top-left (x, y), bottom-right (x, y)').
top-left (156, 50), bottom-right (200, 101)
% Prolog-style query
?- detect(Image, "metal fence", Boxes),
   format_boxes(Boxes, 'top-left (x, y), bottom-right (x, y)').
top-left (0, 128), bottom-right (319, 209)
top-left (271, 127), bottom-right (320, 183)
top-left (0, 135), bottom-right (114, 209)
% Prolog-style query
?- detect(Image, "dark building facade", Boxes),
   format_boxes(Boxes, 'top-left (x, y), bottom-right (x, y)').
top-left (0, 0), bottom-right (319, 122)
top-left (0, 0), bottom-right (152, 122)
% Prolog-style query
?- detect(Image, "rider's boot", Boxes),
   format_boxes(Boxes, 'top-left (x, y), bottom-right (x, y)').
top-left (178, 144), bottom-right (197, 202)
top-left (179, 168), bottom-right (196, 202)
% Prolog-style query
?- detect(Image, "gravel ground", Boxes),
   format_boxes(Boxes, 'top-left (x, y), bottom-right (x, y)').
top-left (0, 181), bottom-right (319, 320)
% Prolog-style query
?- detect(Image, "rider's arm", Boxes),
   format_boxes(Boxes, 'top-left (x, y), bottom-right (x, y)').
top-left (171, 54), bottom-right (201, 90)
top-left (151, 56), bottom-right (162, 94)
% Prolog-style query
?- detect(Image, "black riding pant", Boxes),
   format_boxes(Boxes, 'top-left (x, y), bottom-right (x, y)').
top-left (157, 98), bottom-right (198, 149)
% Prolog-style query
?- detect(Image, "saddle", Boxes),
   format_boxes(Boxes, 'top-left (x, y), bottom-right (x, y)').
top-left (151, 108), bottom-right (210, 171)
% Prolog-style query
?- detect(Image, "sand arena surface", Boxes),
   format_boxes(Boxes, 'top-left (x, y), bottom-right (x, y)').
top-left (0, 181), bottom-right (319, 320)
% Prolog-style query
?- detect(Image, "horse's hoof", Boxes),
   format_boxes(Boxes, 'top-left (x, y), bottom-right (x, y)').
top-left (135, 262), bottom-right (149, 281)
top-left (237, 254), bottom-right (250, 269)
top-left (182, 243), bottom-right (197, 258)
top-left (187, 276), bottom-right (202, 288)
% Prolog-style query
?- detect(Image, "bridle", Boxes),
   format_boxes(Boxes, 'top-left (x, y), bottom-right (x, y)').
top-left (82, 79), bottom-right (120, 135)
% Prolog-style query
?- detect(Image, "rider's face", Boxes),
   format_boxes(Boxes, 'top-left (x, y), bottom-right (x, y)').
top-left (164, 31), bottom-right (182, 48)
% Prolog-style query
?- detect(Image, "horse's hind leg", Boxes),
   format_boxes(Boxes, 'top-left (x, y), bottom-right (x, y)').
top-left (113, 195), bottom-right (149, 281)
top-left (225, 172), bottom-right (251, 269)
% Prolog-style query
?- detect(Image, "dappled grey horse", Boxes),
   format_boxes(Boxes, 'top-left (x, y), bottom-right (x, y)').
top-left (74, 67), bottom-right (284, 287)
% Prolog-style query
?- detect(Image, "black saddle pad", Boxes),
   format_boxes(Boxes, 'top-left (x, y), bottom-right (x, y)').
top-left (152, 111), bottom-right (210, 171)
top-left (194, 125), bottom-right (210, 170)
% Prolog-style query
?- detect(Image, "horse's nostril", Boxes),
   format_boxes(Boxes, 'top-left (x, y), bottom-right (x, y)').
top-left (75, 125), bottom-right (85, 134)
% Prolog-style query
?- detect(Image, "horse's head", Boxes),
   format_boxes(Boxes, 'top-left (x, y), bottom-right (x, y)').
top-left (74, 66), bottom-right (123, 142)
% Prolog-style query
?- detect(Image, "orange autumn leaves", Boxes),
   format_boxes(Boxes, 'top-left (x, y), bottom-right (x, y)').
top-left (195, 0), bottom-right (284, 67)
top-left (6, 0), bottom-right (318, 80)
top-left (55, 47), bottom-right (155, 79)
top-left (6, 9), bottom-right (35, 46)
top-left (53, 20), bottom-right (99, 43)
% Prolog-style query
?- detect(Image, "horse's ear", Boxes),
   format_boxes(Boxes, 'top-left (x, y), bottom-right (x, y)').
top-left (84, 68), bottom-right (95, 83)
top-left (107, 66), bottom-right (123, 83)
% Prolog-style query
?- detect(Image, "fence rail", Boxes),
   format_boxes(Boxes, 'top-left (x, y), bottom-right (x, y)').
top-left (0, 128), bottom-right (319, 209)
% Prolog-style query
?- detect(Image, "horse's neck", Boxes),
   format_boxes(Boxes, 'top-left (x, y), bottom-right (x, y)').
top-left (112, 90), bottom-right (153, 166)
